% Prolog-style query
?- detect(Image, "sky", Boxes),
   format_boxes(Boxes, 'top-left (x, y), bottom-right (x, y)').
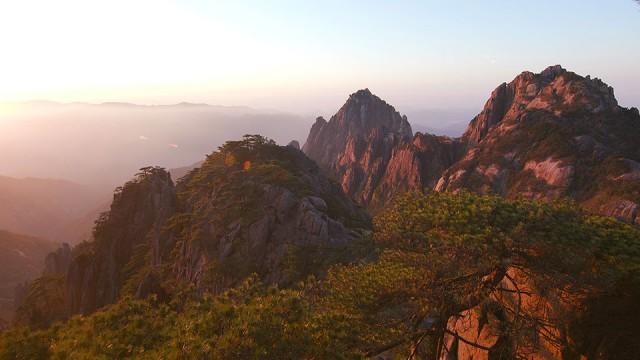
top-left (0, 0), bottom-right (639, 115)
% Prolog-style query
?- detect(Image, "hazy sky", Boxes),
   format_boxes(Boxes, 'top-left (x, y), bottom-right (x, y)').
top-left (1, 0), bottom-right (639, 114)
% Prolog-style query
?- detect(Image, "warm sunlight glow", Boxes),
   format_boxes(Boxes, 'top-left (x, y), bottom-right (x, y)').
top-left (0, 0), bottom-right (638, 112)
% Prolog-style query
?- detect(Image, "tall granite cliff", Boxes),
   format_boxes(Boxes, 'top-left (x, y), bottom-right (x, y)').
top-left (65, 167), bottom-right (176, 315)
top-left (437, 66), bottom-right (640, 224)
top-left (303, 66), bottom-right (640, 223)
top-left (303, 89), bottom-right (465, 210)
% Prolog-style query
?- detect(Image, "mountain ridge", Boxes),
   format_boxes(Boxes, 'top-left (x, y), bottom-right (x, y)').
top-left (303, 65), bottom-right (640, 223)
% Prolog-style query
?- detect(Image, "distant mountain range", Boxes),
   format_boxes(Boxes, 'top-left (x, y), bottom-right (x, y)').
top-left (0, 175), bottom-right (108, 243)
top-left (0, 101), bottom-right (314, 187)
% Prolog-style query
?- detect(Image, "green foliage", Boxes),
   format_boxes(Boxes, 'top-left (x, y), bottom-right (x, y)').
top-left (14, 276), bottom-right (66, 329)
top-left (120, 243), bottom-right (152, 297)
top-left (49, 297), bottom-right (174, 359)
top-left (0, 326), bottom-right (53, 360)
top-left (3, 192), bottom-right (639, 359)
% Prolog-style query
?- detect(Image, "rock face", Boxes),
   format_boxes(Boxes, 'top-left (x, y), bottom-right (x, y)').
top-left (303, 89), bottom-right (465, 209)
top-left (65, 167), bottom-right (176, 315)
top-left (42, 243), bottom-right (72, 277)
top-left (172, 136), bottom-right (370, 292)
top-left (462, 65), bottom-right (619, 145)
top-left (302, 67), bottom-right (640, 221)
top-left (27, 136), bottom-right (369, 321)
top-left (437, 66), bottom-right (640, 222)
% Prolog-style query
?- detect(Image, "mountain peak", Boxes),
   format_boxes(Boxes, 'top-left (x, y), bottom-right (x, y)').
top-left (463, 65), bottom-right (620, 143)
top-left (302, 89), bottom-right (452, 207)
top-left (350, 88), bottom-right (373, 98)
top-left (540, 64), bottom-right (566, 78)
top-left (302, 89), bottom-right (413, 172)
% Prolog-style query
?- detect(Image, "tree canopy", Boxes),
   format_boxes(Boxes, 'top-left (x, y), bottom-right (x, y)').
top-left (2, 192), bottom-right (639, 359)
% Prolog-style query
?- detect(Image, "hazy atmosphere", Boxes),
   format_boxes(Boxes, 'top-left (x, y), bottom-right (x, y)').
top-left (1, 2), bottom-right (640, 358)
top-left (1, 0), bottom-right (638, 186)
top-left (1, 0), bottom-right (639, 113)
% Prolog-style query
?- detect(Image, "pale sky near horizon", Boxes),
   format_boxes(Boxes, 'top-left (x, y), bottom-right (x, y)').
top-left (0, 0), bottom-right (639, 115)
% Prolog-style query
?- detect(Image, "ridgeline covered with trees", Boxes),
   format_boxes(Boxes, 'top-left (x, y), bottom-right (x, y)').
top-left (2, 190), bottom-right (639, 359)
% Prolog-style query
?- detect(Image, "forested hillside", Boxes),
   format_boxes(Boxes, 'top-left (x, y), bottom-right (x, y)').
top-left (2, 192), bottom-right (638, 359)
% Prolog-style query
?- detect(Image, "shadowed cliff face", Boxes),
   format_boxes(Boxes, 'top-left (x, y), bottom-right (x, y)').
top-left (303, 89), bottom-right (465, 210)
top-left (65, 167), bottom-right (176, 315)
top-left (303, 66), bottom-right (640, 224)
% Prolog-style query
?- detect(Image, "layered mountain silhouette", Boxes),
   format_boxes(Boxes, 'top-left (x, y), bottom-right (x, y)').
top-left (6, 66), bottom-right (640, 359)
top-left (303, 65), bottom-right (640, 223)
top-left (0, 176), bottom-right (108, 243)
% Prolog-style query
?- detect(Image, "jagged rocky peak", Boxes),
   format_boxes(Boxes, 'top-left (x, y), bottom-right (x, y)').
top-left (463, 65), bottom-right (621, 144)
top-left (303, 88), bottom-right (465, 209)
top-left (337, 88), bottom-right (412, 137)
top-left (438, 66), bottom-right (640, 224)
top-left (302, 88), bottom-right (412, 170)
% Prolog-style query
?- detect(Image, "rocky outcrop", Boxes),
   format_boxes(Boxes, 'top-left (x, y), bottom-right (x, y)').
top-left (42, 243), bottom-right (72, 277)
top-left (172, 136), bottom-right (370, 292)
top-left (442, 268), bottom-right (574, 360)
top-left (65, 167), bottom-right (176, 315)
top-left (22, 136), bottom-right (369, 322)
top-left (463, 65), bottom-right (620, 144)
top-left (303, 89), bottom-right (465, 210)
top-left (436, 66), bottom-right (640, 218)
top-left (302, 89), bottom-right (413, 207)
top-left (523, 157), bottom-right (574, 188)
top-left (301, 66), bottom-right (639, 220)
top-left (368, 133), bottom-right (466, 208)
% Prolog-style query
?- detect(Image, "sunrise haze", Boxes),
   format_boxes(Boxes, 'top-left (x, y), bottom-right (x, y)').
top-left (1, 0), bottom-right (639, 115)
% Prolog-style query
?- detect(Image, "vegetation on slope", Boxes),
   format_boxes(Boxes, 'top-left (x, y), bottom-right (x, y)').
top-left (0, 230), bottom-right (57, 322)
top-left (2, 192), bottom-right (638, 359)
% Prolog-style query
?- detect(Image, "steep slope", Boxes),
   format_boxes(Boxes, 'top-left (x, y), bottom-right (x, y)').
top-left (65, 167), bottom-right (177, 315)
top-left (19, 136), bottom-right (369, 323)
top-left (303, 89), bottom-right (465, 209)
top-left (436, 65), bottom-right (640, 224)
top-left (0, 230), bottom-right (57, 322)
